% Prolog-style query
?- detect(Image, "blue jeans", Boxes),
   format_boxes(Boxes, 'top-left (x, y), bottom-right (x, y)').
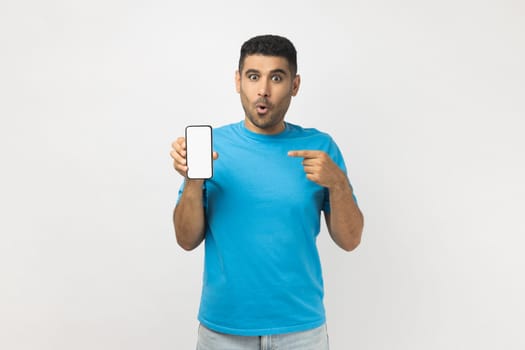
top-left (196, 323), bottom-right (330, 350)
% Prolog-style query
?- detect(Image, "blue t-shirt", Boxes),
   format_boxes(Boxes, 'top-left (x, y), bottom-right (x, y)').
top-left (177, 121), bottom-right (354, 336)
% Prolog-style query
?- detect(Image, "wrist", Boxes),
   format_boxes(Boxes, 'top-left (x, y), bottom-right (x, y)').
top-left (328, 172), bottom-right (351, 192)
top-left (328, 169), bottom-right (350, 191)
top-left (185, 178), bottom-right (205, 187)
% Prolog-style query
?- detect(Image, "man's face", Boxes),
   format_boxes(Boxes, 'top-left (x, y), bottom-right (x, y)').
top-left (236, 55), bottom-right (300, 135)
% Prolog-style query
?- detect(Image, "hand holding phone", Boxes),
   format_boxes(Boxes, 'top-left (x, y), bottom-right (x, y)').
top-left (185, 125), bottom-right (213, 179)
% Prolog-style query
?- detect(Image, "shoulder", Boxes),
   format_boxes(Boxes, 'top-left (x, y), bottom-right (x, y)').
top-left (286, 122), bottom-right (335, 143)
top-left (287, 122), bottom-right (345, 161)
top-left (211, 122), bottom-right (241, 140)
top-left (213, 122), bottom-right (238, 133)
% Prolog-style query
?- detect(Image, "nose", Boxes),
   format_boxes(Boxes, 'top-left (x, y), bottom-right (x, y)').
top-left (258, 79), bottom-right (270, 97)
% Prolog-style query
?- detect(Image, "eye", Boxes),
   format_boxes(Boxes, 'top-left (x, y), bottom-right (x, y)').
top-left (248, 74), bottom-right (259, 81)
top-left (271, 75), bottom-right (282, 82)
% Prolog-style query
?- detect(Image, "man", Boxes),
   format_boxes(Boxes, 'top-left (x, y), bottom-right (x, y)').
top-left (170, 34), bottom-right (363, 350)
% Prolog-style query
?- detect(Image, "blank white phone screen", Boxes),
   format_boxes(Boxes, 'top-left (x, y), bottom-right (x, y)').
top-left (185, 125), bottom-right (213, 179)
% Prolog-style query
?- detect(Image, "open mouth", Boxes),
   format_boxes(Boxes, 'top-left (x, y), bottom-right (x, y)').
top-left (256, 103), bottom-right (269, 115)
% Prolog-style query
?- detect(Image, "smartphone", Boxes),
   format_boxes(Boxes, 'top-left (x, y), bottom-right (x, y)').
top-left (185, 125), bottom-right (213, 179)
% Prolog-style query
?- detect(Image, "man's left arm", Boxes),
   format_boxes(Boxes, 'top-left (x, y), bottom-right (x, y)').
top-left (288, 150), bottom-right (364, 251)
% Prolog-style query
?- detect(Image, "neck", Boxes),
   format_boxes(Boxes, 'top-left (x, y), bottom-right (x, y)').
top-left (244, 118), bottom-right (285, 135)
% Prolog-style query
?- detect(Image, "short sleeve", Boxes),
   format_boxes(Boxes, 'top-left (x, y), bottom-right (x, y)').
top-left (322, 138), bottom-right (358, 213)
top-left (176, 180), bottom-right (208, 210)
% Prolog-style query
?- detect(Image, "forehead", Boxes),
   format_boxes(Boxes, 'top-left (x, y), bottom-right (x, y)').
top-left (241, 54), bottom-right (292, 74)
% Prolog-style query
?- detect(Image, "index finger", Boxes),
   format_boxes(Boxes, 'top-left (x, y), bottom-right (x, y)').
top-left (288, 150), bottom-right (322, 158)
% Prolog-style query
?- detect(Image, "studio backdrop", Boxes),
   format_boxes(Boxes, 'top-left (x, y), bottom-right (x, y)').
top-left (1, 1), bottom-right (524, 349)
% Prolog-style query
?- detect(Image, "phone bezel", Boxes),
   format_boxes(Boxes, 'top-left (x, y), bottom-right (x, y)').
top-left (185, 125), bottom-right (213, 180)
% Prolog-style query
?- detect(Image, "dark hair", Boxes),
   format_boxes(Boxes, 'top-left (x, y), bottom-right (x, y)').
top-left (239, 35), bottom-right (297, 76)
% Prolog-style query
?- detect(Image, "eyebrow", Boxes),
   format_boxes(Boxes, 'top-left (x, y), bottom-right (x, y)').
top-left (244, 68), bottom-right (289, 76)
top-left (244, 69), bottom-right (260, 76)
top-left (270, 69), bottom-right (288, 76)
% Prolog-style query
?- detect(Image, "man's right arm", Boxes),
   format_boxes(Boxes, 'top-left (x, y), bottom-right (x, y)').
top-left (173, 179), bottom-right (206, 251)
top-left (170, 137), bottom-right (218, 251)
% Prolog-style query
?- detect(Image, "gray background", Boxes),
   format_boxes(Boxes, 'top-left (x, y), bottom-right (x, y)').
top-left (1, 0), bottom-right (524, 349)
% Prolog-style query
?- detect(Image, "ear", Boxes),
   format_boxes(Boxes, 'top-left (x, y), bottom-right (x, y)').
top-left (235, 70), bottom-right (241, 93)
top-left (291, 74), bottom-right (301, 97)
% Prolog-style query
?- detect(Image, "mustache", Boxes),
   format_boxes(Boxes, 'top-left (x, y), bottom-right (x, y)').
top-left (255, 98), bottom-right (272, 107)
